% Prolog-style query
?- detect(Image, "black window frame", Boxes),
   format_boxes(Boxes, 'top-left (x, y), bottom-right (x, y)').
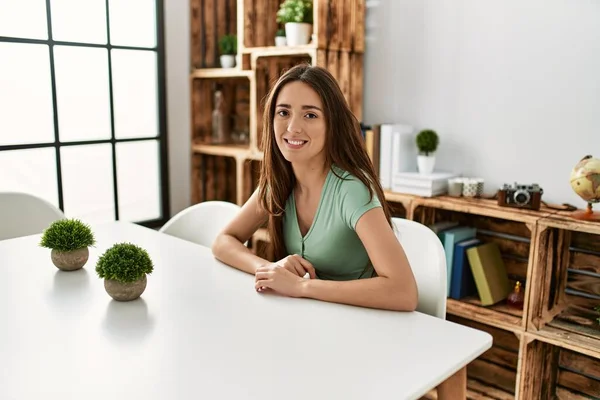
top-left (0, 0), bottom-right (170, 228)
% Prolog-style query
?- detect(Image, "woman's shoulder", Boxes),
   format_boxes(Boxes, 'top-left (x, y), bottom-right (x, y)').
top-left (329, 165), bottom-right (377, 201)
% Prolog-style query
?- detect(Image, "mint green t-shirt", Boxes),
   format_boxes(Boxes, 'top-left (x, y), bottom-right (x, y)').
top-left (283, 166), bottom-right (382, 281)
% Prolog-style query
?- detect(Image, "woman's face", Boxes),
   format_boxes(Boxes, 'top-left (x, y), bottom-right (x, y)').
top-left (273, 81), bottom-right (327, 166)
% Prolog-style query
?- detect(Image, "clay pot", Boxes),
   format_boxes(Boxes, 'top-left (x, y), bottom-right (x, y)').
top-left (104, 275), bottom-right (147, 302)
top-left (51, 247), bottom-right (89, 271)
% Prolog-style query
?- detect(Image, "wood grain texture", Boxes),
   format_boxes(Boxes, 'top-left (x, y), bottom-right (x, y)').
top-left (467, 359), bottom-right (516, 394)
top-left (557, 369), bottom-right (600, 398)
top-left (517, 339), bottom-right (559, 400)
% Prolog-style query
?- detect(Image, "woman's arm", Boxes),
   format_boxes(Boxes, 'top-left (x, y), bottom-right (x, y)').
top-left (211, 189), bottom-right (270, 275)
top-left (301, 207), bottom-right (418, 311)
top-left (255, 206), bottom-right (418, 311)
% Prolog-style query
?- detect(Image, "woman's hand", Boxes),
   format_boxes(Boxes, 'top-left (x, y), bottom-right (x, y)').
top-left (270, 254), bottom-right (316, 278)
top-left (255, 264), bottom-right (308, 298)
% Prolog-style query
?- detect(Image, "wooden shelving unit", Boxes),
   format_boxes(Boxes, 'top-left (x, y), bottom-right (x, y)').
top-left (190, 1), bottom-right (600, 398)
top-left (190, 0), bottom-right (365, 257)
top-left (409, 196), bottom-right (600, 399)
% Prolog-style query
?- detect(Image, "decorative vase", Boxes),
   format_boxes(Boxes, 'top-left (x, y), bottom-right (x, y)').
top-left (220, 54), bottom-right (235, 68)
top-left (104, 275), bottom-right (147, 302)
top-left (417, 154), bottom-right (436, 175)
top-left (285, 22), bottom-right (312, 46)
top-left (275, 36), bottom-right (287, 47)
top-left (51, 247), bottom-right (89, 271)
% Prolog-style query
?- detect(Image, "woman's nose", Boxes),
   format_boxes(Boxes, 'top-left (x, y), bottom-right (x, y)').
top-left (287, 115), bottom-right (303, 133)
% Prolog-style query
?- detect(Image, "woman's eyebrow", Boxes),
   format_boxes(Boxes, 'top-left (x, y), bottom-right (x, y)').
top-left (276, 103), bottom-right (323, 111)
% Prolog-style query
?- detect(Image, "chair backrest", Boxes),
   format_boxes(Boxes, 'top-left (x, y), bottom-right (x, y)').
top-left (0, 192), bottom-right (66, 241)
top-left (159, 201), bottom-right (242, 247)
top-left (391, 217), bottom-right (447, 319)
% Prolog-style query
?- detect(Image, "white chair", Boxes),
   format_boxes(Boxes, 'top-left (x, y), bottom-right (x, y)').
top-left (159, 201), bottom-right (242, 247)
top-left (0, 192), bottom-right (66, 241)
top-left (392, 217), bottom-right (447, 319)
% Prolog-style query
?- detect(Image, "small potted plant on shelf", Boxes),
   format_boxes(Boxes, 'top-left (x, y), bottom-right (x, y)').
top-left (276, 0), bottom-right (313, 46)
top-left (275, 29), bottom-right (287, 47)
top-left (218, 34), bottom-right (237, 68)
top-left (40, 219), bottom-right (95, 271)
top-left (415, 129), bottom-right (439, 175)
top-left (95, 242), bottom-right (154, 302)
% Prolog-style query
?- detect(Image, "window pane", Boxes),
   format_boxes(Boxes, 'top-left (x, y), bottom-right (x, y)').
top-left (0, 43), bottom-right (54, 146)
top-left (109, 0), bottom-right (156, 48)
top-left (0, 0), bottom-right (48, 39)
top-left (116, 140), bottom-right (161, 222)
top-left (61, 144), bottom-right (115, 223)
top-left (112, 49), bottom-right (158, 139)
top-left (50, 0), bottom-right (107, 44)
top-left (54, 46), bottom-right (111, 142)
top-left (0, 148), bottom-right (59, 207)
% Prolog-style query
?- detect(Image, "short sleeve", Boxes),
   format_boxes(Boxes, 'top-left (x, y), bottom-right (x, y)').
top-left (339, 175), bottom-right (382, 230)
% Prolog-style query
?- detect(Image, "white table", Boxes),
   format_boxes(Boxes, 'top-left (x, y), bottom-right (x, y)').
top-left (0, 221), bottom-right (492, 400)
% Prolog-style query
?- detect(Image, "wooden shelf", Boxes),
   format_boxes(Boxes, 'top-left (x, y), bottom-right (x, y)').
top-left (527, 324), bottom-right (600, 359)
top-left (539, 209), bottom-right (600, 236)
top-left (411, 195), bottom-right (555, 225)
top-left (192, 143), bottom-right (251, 159)
top-left (191, 68), bottom-right (253, 79)
top-left (447, 298), bottom-right (524, 334)
top-left (242, 44), bottom-right (317, 55)
top-left (419, 379), bottom-right (514, 400)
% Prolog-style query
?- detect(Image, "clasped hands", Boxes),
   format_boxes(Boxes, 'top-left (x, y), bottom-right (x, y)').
top-left (255, 254), bottom-right (316, 298)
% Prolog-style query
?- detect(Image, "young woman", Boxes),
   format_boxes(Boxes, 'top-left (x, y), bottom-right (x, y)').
top-left (212, 64), bottom-right (418, 312)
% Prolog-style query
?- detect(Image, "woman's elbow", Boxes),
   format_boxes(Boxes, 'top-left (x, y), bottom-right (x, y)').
top-left (392, 281), bottom-right (418, 312)
top-left (211, 234), bottom-right (226, 258)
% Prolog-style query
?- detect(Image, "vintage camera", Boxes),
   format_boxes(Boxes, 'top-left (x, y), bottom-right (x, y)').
top-left (498, 182), bottom-right (543, 210)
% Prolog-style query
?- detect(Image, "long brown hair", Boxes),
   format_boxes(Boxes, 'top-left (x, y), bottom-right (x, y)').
top-left (258, 63), bottom-right (392, 260)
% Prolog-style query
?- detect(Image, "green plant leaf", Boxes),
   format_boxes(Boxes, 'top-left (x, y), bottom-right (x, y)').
top-left (218, 34), bottom-right (237, 55)
top-left (39, 219), bottom-right (96, 252)
top-left (276, 0), bottom-right (313, 24)
top-left (416, 129), bottom-right (439, 156)
top-left (95, 242), bottom-right (154, 283)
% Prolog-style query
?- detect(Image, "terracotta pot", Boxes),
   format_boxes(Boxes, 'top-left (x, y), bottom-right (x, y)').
top-left (104, 275), bottom-right (147, 302)
top-left (51, 247), bottom-right (89, 271)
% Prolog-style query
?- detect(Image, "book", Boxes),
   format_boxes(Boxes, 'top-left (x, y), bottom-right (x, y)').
top-left (466, 242), bottom-right (511, 306)
top-left (438, 226), bottom-right (477, 296)
top-left (449, 238), bottom-right (481, 300)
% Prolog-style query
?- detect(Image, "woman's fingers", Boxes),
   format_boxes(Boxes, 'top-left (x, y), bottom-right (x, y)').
top-left (294, 255), bottom-right (316, 279)
top-left (255, 271), bottom-right (272, 280)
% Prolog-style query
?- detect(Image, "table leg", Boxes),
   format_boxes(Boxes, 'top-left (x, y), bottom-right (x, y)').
top-left (436, 366), bottom-right (466, 400)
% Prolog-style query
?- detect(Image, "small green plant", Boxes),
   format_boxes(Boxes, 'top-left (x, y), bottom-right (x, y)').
top-left (416, 129), bottom-right (439, 156)
top-left (39, 219), bottom-right (95, 252)
top-left (276, 0), bottom-right (313, 24)
top-left (595, 304), bottom-right (600, 324)
top-left (96, 242), bottom-right (154, 283)
top-left (218, 34), bottom-right (237, 55)
top-left (276, 29), bottom-right (286, 37)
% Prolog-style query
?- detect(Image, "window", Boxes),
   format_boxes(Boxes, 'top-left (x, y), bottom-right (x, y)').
top-left (0, 0), bottom-right (169, 227)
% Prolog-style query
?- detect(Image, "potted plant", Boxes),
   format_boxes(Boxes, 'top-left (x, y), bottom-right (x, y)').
top-left (95, 242), bottom-right (154, 302)
top-left (40, 219), bottom-right (95, 271)
top-left (218, 34), bottom-right (237, 68)
top-left (275, 29), bottom-right (287, 47)
top-left (415, 129), bottom-right (439, 174)
top-left (276, 0), bottom-right (313, 46)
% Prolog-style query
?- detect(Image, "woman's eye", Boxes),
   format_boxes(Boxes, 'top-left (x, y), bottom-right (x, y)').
top-left (277, 110), bottom-right (288, 117)
top-left (306, 113), bottom-right (317, 119)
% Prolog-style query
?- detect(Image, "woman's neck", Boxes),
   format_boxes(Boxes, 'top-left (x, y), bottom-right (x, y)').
top-left (292, 161), bottom-right (330, 195)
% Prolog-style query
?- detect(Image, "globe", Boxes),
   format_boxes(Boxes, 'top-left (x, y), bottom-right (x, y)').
top-left (569, 155), bottom-right (600, 221)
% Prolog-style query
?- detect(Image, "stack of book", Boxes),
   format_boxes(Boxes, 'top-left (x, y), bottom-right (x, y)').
top-left (430, 222), bottom-right (511, 306)
top-left (392, 171), bottom-right (459, 197)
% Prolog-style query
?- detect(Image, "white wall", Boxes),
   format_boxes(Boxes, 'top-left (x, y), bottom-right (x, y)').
top-left (164, 0), bottom-right (191, 217)
top-left (364, 0), bottom-right (600, 207)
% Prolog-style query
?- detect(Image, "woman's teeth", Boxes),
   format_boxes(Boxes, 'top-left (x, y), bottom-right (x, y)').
top-left (288, 140), bottom-right (305, 145)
